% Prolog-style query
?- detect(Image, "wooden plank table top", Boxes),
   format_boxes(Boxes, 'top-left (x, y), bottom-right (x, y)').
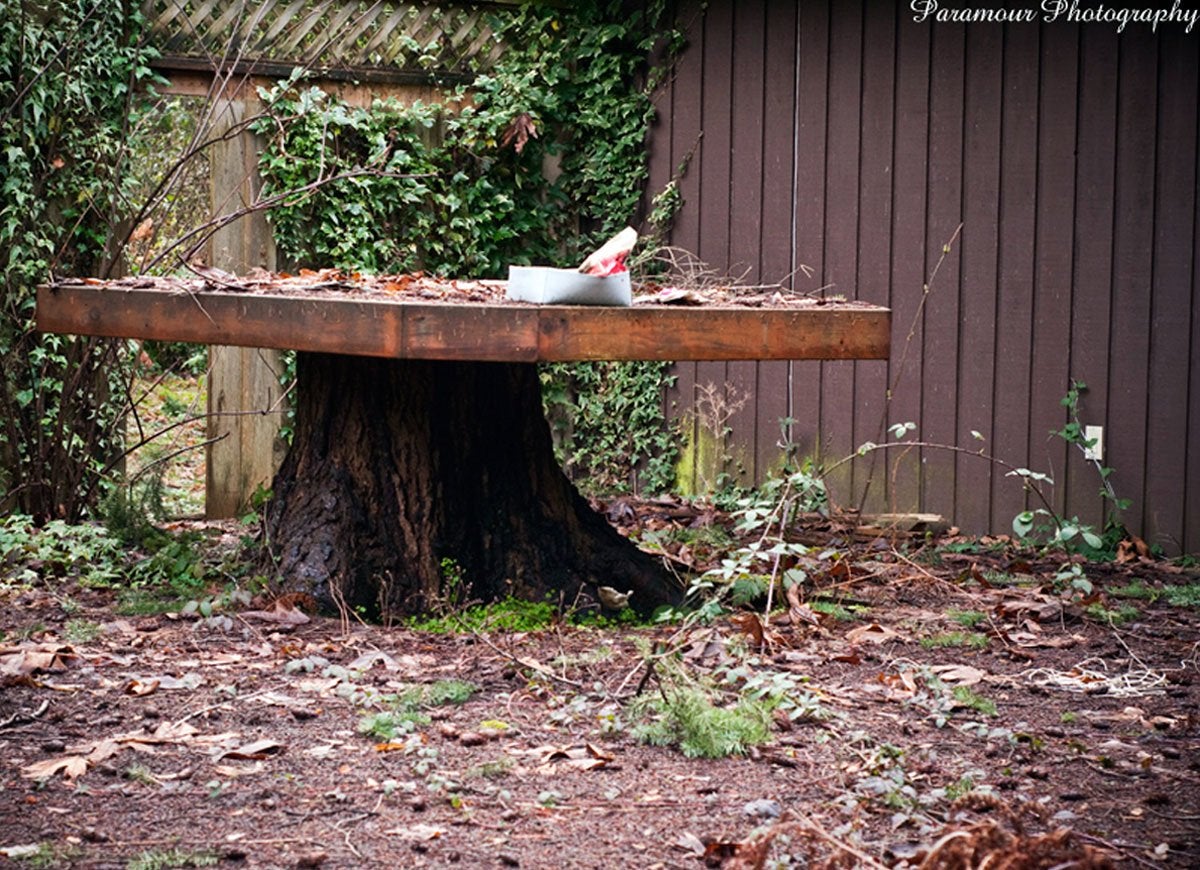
top-left (37, 281), bottom-right (890, 362)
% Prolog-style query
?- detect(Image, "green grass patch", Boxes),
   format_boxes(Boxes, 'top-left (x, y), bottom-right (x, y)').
top-left (63, 619), bottom-right (103, 644)
top-left (407, 596), bottom-right (557, 633)
top-left (1084, 603), bottom-right (1140, 625)
top-left (631, 687), bottom-right (775, 759)
top-left (126, 847), bottom-right (219, 870)
top-left (1163, 583), bottom-right (1200, 607)
top-left (1109, 580), bottom-right (1159, 601)
top-left (947, 609), bottom-right (987, 628)
top-left (921, 631), bottom-right (989, 650)
top-left (951, 686), bottom-right (997, 717)
top-left (810, 598), bottom-right (869, 621)
top-left (423, 679), bottom-right (479, 706)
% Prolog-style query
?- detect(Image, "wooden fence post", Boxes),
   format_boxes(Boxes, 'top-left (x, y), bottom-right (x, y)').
top-left (206, 97), bottom-right (288, 519)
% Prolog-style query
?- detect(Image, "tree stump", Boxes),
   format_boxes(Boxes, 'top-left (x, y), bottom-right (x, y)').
top-left (263, 353), bottom-right (681, 618)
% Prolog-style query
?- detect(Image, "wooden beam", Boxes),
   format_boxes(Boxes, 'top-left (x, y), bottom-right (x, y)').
top-left (37, 284), bottom-right (890, 362)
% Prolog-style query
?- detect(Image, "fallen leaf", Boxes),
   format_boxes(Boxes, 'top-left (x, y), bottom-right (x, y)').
top-left (0, 643), bottom-right (78, 678)
top-left (215, 738), bottom-right (284, 761)
top-left (674, 831), bottom-right (706, 856)
top-left (385, 823), bottom-right (445, 841)
top-left (21, 755), bottom-right (88, 781)
top-left (241, 601), bottom-right (310, 625)
top-left (729, 612), bottom-right (765, 648)
top-left (846, 623), bottom-right (900, 645)
top-left (930, 664), bottom-right (986, 686)
top-left (213, 762), bottom-right (265, 777)
top-left (123, 678), bottom-right (159, 696)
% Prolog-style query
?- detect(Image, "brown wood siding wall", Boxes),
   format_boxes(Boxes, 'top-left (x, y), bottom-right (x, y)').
top-left (649, 0), bottom-right (1200, 553)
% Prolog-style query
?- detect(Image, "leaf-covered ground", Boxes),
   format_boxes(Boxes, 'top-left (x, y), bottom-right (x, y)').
top-left (2, 510), bottom-right (1198, 870)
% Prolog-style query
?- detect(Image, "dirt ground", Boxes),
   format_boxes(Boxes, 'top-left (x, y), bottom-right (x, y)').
top-left (2, 510), bottom-right (1198, 870)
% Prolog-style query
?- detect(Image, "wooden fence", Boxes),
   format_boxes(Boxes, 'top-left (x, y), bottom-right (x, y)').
top-left (649, 0), bottom-right (1200, 553)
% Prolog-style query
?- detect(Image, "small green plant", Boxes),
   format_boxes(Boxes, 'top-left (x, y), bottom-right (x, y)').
top-left (1060, 710), bottom-right (1079, 724)
top-left (468, 758), bottom-right (514, 779)
top-left (809, 599), bottom-right (863, 622)
top-left (123, 763), bottom-right (158, 786)
top-left (358, 708), bottom-right (429, 742)
top-left (126, 847), bottom-right (219, 870)
top-left (947, 609), bottom-right (987, 628)
top-left (0, 515), bottom-right (124, 588)
top-left (1164, 584), bottom-right (1200, 607)
top-left (920, 631), bottom-right (988, 650)
top-left (423, 679), bottom-right (479, 707)
top-left (1109, 580), bottom-right (1159, 601)
top-left (1083, 603), bottom-right (1140, 626)
top-left (943, 774), bottom-right (978, 803)
top-left (631, 686), bottom-right (775, 759)
top-left (1011, 380), bottom-right (1130, 560)
top-left (951, 685), bottom-right (997, 717)
top-left (63, 619), bottom-right (102, 644)
top-left (407, 596), bottom-right (556, 633)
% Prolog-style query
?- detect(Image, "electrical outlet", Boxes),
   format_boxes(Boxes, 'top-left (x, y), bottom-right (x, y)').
top-left (1083, 425), bottom-right (1104, 462)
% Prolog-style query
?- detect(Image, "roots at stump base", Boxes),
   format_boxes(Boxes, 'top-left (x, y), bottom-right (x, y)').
top-left (262, 354), bottom-right (681, 619)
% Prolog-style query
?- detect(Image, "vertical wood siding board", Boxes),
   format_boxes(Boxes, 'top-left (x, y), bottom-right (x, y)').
top-left (886, 13), bottom-right (930, 513)
top-left (1188, 81), bottom-right (1200, 554)
top-left (727, 0), bottom-right (768, 484)
top-left (954, 23), bottom-right (1003, 534)
top-left (1065, 25), bottom-right (1119, 532)
top-left (756, 0), bottom-right (801, 480)
top-left (665, 1), bottom-right (706, 493)
top-left (693, 1), bottom-right (733, 492)
top-left (645, 4), bottom-right (676, 489)
top-left (990, 24), bottom-right (1040, 535)
top-left (1108, 31), bottom-right (1157, 539)
top-left (852, 0), bottom-right (896, 513)
top-left (819, 0), bottom-right (863, 506)
top-left (919, 21), bottom-right (965, 526)
top-left (1146, 30), bottom-right (1197, 551)
top-left (790, 0), bottom-right (829, 471)
top-left (1028, 22), bottom-right (1077, 521)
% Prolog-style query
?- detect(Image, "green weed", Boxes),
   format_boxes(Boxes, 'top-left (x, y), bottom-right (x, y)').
top-left (921, 631), bottom-right (989, 650)
top-left (423, 679), bottom-right (479, 707)
top-left (467, 758), bottom-right (513, 779)
top-left (358, 709), bottom-right (429, 741)
top-left (407, 596), bottom-right (556, 633)
top-left (631, 686), bottom-right (775, 759)
top-left (126, 847), bottom-right (219, 870)
top-left (1164, 584), bottom-right (1200, 607)
top-left (1084, 603), bottom-right (1140, 625)
top-left (951, 686), bottom-right (997, 717)
top-left (947, 609), bottom-right (987, 628)
top-left (1109, 580), bottom-right (1158, 601)
top-left (810, 599), bottom-right (869, 621)
top-left (63, 619), bottom-right (102, 644)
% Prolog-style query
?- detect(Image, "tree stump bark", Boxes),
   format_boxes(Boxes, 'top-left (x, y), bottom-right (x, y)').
top-left (262, 353), bottom-right (681, 619)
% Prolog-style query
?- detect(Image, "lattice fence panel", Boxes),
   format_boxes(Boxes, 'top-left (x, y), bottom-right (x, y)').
top-left (143, 0), bottom-right (510, 77)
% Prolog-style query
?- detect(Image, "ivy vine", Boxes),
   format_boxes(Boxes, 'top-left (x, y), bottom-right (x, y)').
top-left (254, 0), bottom-right (683, 492)
top-left (0, 0), bottom-right (161, 519)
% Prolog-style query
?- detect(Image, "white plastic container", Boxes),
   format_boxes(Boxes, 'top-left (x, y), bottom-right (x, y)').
top-left (505, 266), bottom-right (632, 306)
